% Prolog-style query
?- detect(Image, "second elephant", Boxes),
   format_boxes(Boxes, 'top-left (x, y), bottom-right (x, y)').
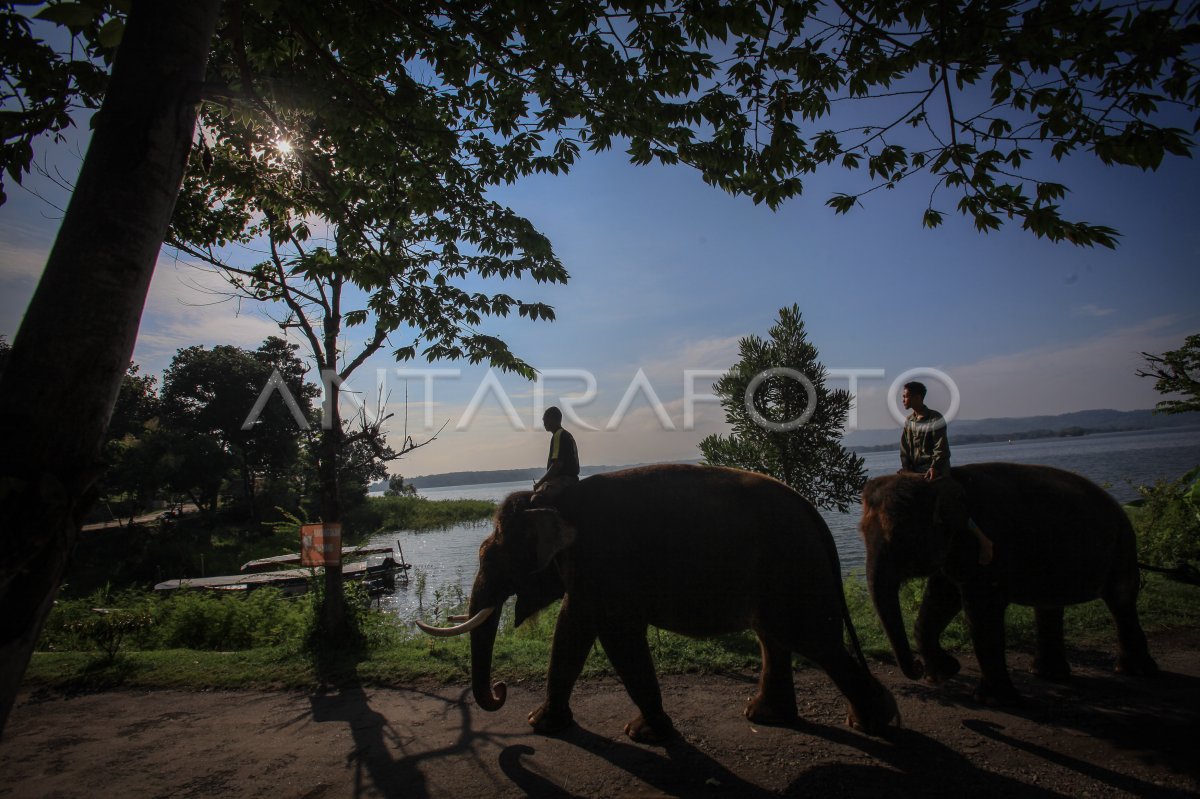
top-left (859, 462), bottom-right (1158, 705)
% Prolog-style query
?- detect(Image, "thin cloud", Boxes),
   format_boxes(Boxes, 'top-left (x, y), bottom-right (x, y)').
top-left (1076, 303), bottom-right (1116, 317)
top-left (0, 221), bottom-right (53, 283)
top-left (131, 257), bottom-right (287, 373)
top-left (944, 317), bottom-right (1183, 419)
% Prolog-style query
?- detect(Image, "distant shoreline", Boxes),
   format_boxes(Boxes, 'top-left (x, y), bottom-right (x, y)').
top-left (378, 415), bottom-right (1200, 491)
top-left (848, 423), bottom-right (1200, 454)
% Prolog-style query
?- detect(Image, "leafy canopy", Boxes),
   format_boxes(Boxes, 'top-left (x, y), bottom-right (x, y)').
top-left (700, 305), bottom-right (866, 512)
top-left (5, 0), bottom-right (1198, 248)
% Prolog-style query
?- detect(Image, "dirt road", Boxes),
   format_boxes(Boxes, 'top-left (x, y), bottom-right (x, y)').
top-left (2, 631), bottom-right (1197, 798)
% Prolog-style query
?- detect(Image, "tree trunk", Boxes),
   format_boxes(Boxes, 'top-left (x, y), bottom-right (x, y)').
top-left (0, 0), bottom-right (220, 736)
top-left (317, 379), bottom-right (346, 642)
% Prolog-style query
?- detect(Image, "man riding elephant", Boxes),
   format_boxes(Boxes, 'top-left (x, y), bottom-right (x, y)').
top-left (532, 406), bottom-right (579, 505)
top-left (900, 381), bottom-right (993, 565)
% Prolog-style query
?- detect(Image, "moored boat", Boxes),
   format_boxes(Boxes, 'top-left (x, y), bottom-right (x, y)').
top-left (155, 543), bottom-right (411, 595)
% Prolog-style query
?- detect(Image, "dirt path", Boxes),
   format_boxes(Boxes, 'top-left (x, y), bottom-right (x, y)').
top-left (2, 631), bottom-right (1198, 798)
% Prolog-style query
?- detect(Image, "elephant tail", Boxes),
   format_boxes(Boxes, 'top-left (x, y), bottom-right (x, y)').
top-left (802, 499), bottom-right (873, 672)
top-left (1139, 561), bottom-right (1200, 586)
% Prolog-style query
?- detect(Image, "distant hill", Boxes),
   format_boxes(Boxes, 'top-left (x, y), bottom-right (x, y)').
top-left (842, 408), bottom-right (1197, 450)
top-left (376, 409), bottom-right (1195, 490)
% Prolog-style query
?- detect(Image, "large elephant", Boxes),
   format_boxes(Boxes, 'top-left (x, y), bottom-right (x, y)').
top-left (859, 462), bottom-right (1158, 705)
top-left (418, 464), bottom-right (898, 742)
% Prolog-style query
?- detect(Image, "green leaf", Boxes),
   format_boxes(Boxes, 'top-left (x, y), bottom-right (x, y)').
top-left (34, 2), bottom-right (101, 27)
top-left (97, 17), bottom-right (124, 49)
top-left (825, 194), bottom-right (858, 215)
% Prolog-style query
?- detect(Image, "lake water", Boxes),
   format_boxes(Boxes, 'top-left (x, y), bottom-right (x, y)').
top-left (369, 427), bottom-right (1200, 625)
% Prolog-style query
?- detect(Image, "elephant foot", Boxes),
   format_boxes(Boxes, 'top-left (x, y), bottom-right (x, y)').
top-left (973, 680), bottom-right (1021, 707)
top-left (921, 651), bottom-right (961, 684)
top-left (1116, 653), bottom-right (1159, 677)
top-left (623, 712), bottom-right (676, 745)
top-left (1032, 657), bottom-right (1071, 683)
top-left (528, 702), bottom-right (574, 735)
top-left (847, 681), bottom-right (901, 736)
top-left (744, 694), bottom-right (798, 726)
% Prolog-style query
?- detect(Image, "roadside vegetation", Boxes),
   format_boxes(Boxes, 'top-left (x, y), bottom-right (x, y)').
top-left (27, 572), bottom-right (1199, 692)
top-left (28, 564), bottom-right (1200, 694)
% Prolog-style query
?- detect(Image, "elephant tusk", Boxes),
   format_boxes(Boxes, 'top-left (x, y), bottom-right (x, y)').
top-left (447, 614), bottom-right (469, 622)
top-left (415, 607), bottom-right (495, 637)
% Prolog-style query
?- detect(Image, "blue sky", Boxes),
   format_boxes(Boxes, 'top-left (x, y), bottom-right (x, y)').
top-left (2, 111), bottom-right (1197, 476)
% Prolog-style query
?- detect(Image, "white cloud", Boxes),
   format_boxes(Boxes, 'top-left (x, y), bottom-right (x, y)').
top-left (0, 229), bottom-right (50, 283)
top-left (131, 257), bottom-right (289, 374)
top-left (1075, 303), bottom-right (1116, 317)
top-left (941, 317), bottom-right (1184, 420)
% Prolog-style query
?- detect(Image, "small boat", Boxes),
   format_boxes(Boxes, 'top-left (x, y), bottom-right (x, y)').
top-left (155, 542), bottom-right (411, 595)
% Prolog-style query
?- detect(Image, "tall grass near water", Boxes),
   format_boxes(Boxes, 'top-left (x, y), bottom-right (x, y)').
top-left (346, 495), bottom-right (496, 533)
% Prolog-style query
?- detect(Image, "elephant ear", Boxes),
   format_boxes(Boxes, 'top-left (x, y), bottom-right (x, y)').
top-left (521, 508), bottom-right (576, 572)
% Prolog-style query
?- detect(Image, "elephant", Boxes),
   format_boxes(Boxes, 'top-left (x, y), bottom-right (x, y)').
top-left (418, 463), bottom-right (898, 743)
top-left (859, 462), bottom-right (1158, 705)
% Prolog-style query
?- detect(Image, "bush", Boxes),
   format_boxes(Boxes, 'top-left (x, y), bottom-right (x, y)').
top-left (41, 587), bottom-right (311, 653)
top-left (1127, 466), bottom-right (1200, 573)
top-left (156, 588), bottom-right (310, 650)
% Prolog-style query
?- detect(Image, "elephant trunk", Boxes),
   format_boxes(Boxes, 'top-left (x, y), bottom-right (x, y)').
top-left (869, 573), bottom-right (924, 680)
top-left (469, 600), bottom-right (507, 711)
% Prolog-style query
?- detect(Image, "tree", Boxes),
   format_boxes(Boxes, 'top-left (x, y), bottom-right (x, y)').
top-left (161, 344), bottom-right (270, 509)
top-left (1138, 334), bottom-right (1200, 416)
top-left (385, 475), bottom-right (417, 497)
top-left (96, 364), bottom-right (162, 522)
top-left (159, 340), bottom-right (315, 515)
top-left (105, 363), bottom-right (159, 441)
top-left (166, 2), bottom-right (577, 642)
top-left (700, 306), bottom-right (866, 513)
top-left (0, 1), bottom-right (220, 735)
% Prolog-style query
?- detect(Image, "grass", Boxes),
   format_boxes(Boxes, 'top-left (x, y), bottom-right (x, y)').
top-left (24, 572), bottom-right (1199, 693)
top-left (344, 495), bottom-right (496, 534)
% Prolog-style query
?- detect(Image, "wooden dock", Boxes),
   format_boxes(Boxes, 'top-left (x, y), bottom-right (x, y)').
top-left (155, 548), bottom-right (411, 595)
top-left (240, 544), bottom-right (396, 572)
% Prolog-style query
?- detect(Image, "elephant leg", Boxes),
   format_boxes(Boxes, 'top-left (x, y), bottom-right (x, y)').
top-left (597, 626), bottom-right (675, 744)
top-left (797, 639), bottom-right (899, 736)
top-left (914, 574), bottom-right (962, 683)
top-left (745, 633), bottom-right (798, 725)
top-left (1102, 580), bottom-right (1158, 677)
top-left (529, 596), bottom-right (596, 735)
top-left (1032, 606), bottom-right (1071, 682)
top-left (961, 589), bottom-right (1019, 706)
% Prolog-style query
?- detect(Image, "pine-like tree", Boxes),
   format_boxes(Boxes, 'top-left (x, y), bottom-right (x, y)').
top-left (700, 305), bottom-right (866, 512)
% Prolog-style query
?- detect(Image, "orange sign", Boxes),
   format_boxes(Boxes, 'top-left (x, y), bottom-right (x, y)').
top-left (300, 523), bottom-right (342, 567)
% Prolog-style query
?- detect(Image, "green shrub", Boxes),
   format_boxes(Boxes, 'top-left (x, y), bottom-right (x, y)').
top-left (1127, 465), bottom-right (1200, 572)
top-left (65, 608), bottom-right (154, 662)
top-left (41, 587), bottom-right (311, 653)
